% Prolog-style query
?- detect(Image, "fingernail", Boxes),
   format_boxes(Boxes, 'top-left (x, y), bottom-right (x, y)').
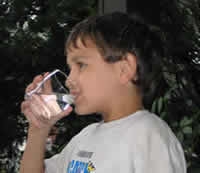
top-left (67, 105), bottom-right (73, 112)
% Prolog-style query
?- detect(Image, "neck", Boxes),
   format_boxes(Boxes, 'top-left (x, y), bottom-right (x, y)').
top-left (101, 89), bottom-right (143, 122)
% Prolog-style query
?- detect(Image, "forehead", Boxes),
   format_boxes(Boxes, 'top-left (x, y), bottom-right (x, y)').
top-left (66, 38), bottom-right (101, 63)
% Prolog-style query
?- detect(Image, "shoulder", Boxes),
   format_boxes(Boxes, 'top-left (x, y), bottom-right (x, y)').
top-left (128, 110), bottom-right (176, 139)
top-left (125, 110), bottom-right (184, 152)
top-left (130, 111), bottom-right (186, 172)
top-left (127, 110), bottom-right (185, 155)
top-left (72, 122), bottom-right (100, 141)
top-left (126, 110), bottom-right (186, 172)
top-left (59, 122), bottom-right (100, 154)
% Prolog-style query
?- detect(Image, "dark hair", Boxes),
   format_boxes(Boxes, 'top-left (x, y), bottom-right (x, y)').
top-left (65, 12), bottom-right (164, 105)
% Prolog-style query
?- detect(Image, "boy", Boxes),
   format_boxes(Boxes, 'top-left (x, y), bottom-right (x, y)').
top-left (20, 12), bottom-right (186, 173)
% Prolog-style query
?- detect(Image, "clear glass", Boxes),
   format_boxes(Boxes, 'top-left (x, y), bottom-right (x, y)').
top-left (25, 69), bottom-right (74, 115)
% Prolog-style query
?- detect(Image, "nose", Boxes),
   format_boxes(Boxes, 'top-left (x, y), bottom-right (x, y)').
top-left (65, 65), bottom-right (80, 90)
top-left (65, 78), bottom-right (77, 90)
top-left (65, 69), bottom-right (78, 90)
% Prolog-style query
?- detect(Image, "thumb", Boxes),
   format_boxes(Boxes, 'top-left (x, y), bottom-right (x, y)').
top-left (55, 105), bottom-right (73, 120)
top-left (43, 72), bottom-right (53, 94)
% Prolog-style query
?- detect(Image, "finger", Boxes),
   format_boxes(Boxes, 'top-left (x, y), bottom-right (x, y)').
top-left (21, 95), bottom-right (54, 128)
top-left (26, 95), bottom-right (51, 125)
top-left (32, 94), bottom-right (52, 119)
top-left (43, 73), bottom-right (53, 94)
top-left (43, 72), bottom-right (49, 77)
top-left (21, 101), bottom-right (43, 128)
top-left (25, 83), bottom-right (36, 93)
top-left (21, 100), bottom-right (28, 113)
top-left (21, 99), bottom-right (33, 114)
top-left (43, 79), bottom-right (53, 94)
top-left (30, 95), bottom-right (62, 127)
top-left (30, 95), bottom-right (51, 119)
top-left (33, 74), bottom-right (44, 84)
top-left (25, 109), bottom-right (42, 128)
top-left (25, 74), bottom-right (44, 93)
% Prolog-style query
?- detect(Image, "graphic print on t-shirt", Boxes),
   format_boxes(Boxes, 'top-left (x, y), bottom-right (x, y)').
top-left (67, 150), bottom-right (96, 173)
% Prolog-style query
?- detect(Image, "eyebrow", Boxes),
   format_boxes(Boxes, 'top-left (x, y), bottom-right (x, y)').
top-left (66, 56), bottom-right (89, 67)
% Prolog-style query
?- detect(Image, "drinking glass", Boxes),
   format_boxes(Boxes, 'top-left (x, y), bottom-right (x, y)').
top-left (25, 69), bottom-right (74, 116)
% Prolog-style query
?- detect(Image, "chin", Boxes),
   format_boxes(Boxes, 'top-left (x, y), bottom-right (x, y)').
top-left (74, 105), bottom-right (96, 115)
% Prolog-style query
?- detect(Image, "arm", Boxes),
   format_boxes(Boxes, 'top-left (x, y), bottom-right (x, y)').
top-left (20, 74), bottom-right (72, 173)
top-left (19, 126), bottom-right (49, 173)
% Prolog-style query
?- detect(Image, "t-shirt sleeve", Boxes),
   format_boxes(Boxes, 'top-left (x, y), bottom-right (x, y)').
top-left (131, 117), bottom-right (186, 173)
top-left (44, 135), bottom-right (78, 173)
top-left (44, 123), bottom-right (98, 173)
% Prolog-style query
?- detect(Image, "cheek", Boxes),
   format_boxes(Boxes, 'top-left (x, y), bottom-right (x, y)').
top-left (79, 67), bottom-right (119, 100)
top-left (74, 85), bottom-right (100, 115)
top-left (85, 75), bottom-right (116, 101)
top-left (75, 75), bottom-right (119, 114)
top-left (79, 76), bottom-right (102, 104)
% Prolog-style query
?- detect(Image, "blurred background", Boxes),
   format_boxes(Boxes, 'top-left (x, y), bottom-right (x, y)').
top-left (0, 0), bottom-right (199, 172)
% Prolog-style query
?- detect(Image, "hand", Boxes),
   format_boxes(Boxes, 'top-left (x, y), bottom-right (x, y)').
top-left (21, 73), bottom-right (73, 130)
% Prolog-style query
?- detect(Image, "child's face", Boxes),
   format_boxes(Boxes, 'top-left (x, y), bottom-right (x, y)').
top-left (66, 38), bottom-right (123, 115)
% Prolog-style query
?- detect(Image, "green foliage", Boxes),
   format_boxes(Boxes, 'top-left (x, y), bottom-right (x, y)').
top-left (151, 91), bottom-right (200, 172)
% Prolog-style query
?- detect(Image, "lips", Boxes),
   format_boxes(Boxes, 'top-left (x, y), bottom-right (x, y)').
top-left (70, 90), bottom-right (80, 102)
top-left (68, 81), bottom-right (81, 103)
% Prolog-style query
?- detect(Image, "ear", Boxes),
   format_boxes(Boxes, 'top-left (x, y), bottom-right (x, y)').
top-left (118, 53), bottom-right (137, 84)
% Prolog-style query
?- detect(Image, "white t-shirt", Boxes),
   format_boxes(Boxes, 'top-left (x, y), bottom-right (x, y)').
top-left (45, 110), bottom-right (186, 173)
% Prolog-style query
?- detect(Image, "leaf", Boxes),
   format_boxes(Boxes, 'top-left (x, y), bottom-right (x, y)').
top-left (180, 117), bottom-right (193, 127)
top-left (151, 100), bottom-right (157, 113)
top-left (197, 125), bottom-right (200, 134)
top-left (177, 132), bottom-right (184, 142)
top-left (160, 111), bottom-right (167, 118)
top-left (182, 126), bottom-right (192, 134)
top-left (158, 97), bottom-right (163, 113)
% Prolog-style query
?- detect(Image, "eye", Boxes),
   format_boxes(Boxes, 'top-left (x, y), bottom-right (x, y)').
top-left (77, 62), bottom-right (87, 70)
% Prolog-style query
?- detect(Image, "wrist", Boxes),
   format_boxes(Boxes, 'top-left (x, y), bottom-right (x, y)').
top-left (28, 125), bottom-right (51, 138)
